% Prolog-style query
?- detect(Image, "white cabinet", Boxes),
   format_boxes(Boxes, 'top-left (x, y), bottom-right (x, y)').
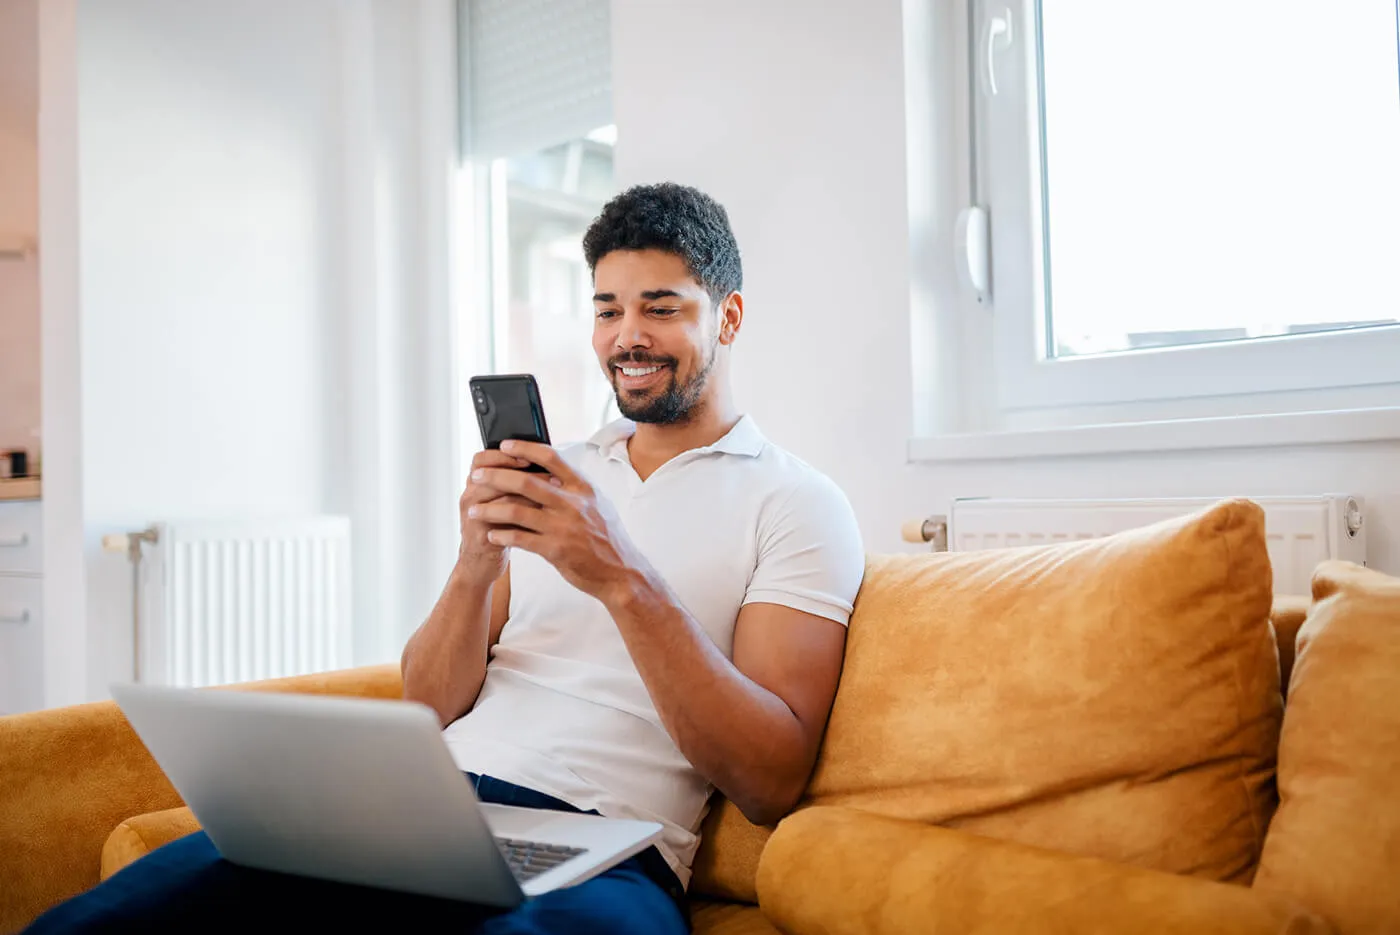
top-left (0, 500), bottom-right (43, 714)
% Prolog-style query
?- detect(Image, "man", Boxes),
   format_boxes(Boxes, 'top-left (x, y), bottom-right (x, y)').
top-left (25, 183), bottom-right (863, 934)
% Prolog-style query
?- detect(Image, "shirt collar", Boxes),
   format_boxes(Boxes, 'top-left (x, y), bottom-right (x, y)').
top-left (708, 415), bottom-right (766, 457)
top-left (586, 415), bottom-right (766, 460)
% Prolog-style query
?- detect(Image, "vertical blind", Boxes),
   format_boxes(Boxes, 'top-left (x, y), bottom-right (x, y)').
top-left (459, 0), bottom-right (612, 160)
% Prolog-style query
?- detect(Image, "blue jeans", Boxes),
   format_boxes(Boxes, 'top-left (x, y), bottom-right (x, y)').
top-left (24, 774), bottom-right (689, 934)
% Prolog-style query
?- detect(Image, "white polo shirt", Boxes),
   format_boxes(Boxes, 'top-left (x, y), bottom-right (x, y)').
top-left (441, 415), bottom-right (864, 886)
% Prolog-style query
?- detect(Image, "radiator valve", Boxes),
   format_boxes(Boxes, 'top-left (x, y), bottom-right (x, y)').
top-left (102, 528), bottom-right (160, 562)
top-left (901, 515), bottom-right (949, 552)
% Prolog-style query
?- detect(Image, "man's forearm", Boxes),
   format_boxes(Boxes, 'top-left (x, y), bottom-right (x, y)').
top-left (401, 565), bottom-right (494, 727)
top-left (603, 567), bottom-right (811, 825)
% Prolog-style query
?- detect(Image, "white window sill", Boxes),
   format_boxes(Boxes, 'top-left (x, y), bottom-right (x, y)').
top-left (908, 407), bottom-right (1400, 463)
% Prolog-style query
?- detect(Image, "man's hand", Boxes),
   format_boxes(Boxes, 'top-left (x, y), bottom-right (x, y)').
top-left (466, 440), bottom-right (644, 603)
top-left (457, 448), bottom-right (538, 587)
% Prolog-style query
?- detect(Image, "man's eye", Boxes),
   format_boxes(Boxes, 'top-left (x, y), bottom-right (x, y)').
top-left (596, 309), bottom-right (619, 320)
top-left (650, 308), bottom-right (679, 317)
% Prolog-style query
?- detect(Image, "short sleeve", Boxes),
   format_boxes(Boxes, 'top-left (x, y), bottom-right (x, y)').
top-left (743, 472), bottom-right (865, 626)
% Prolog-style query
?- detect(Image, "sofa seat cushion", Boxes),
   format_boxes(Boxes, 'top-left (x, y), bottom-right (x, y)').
top-left (1254, 561), bottom-right (1400, 933)
top-left (798, 498), bottom-right (1281, 885)
top-left (690, 900), bottom-right (779, 934)
top-left (757, 806), bottom-right (1329, 935)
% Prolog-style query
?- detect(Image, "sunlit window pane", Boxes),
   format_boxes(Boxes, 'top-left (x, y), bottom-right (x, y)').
top-left (485, 128), bottom-right (618, 445)
top-left (1039, 1), bottom-right (1400, 358)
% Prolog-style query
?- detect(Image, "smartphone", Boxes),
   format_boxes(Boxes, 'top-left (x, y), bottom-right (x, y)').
top-left (469, 374), bottom-right (552, 473)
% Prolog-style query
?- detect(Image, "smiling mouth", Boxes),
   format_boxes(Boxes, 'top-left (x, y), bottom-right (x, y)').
top-left (614, 363), bottom-right (670, 391)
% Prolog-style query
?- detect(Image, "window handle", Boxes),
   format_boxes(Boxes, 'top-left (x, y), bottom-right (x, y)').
top-left (982, 8), bottom-right (1014, 96)
top-left (955, 205), bottom-right (991, 303)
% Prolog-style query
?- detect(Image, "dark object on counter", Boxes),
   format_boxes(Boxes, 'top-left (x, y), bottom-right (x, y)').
top-left (1, 450), bottom-right (28, 478)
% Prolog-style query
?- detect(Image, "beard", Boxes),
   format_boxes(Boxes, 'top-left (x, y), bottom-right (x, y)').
top-left (610, 342), bottom-right (718, 424)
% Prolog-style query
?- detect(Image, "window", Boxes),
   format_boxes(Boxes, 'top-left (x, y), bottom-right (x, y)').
top-left (479, 130), bottom-right (618, 445)
top-left (976, 0), bottom-right (1400, 412)
top-left (457, 0), bottom-right (617, 450)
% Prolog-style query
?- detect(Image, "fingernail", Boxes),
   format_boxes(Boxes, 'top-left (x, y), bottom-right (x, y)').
top-left (466, 506), bottom-right (479, 518)
top-left (549, 477), bottom-right (563, 487)
top-left (471, 469), bottom-right (484, 481)
top-left (500, 440), bottom-right (517, 452)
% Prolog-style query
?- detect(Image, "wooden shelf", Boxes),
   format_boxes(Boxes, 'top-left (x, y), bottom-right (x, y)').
top-left (0, 478), bottom-right (41, 501)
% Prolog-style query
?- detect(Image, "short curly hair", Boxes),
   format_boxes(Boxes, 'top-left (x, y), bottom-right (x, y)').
top-left (582, 182), bottom-right (743, 302)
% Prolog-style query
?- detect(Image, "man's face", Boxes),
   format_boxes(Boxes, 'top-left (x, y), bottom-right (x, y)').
top-left (592, 249), bottom-right (721, 424)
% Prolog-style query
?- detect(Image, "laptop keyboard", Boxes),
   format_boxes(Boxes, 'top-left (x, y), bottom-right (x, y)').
top-left (496, 836), bottom-right (588, 882)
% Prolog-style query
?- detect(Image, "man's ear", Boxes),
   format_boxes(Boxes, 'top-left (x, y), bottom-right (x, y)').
top-left (718, 291), bottom-right (744, 345)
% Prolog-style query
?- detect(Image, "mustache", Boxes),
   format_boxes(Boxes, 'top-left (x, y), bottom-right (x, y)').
top-left (609, 353), bottom-right (677, 370)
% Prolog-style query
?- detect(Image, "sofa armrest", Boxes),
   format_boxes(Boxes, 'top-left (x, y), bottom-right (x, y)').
top-left (0, 663), bottom-right (402, 934)
top-left (210, 663), bottom-right (404, 701)
top-left (101, 806), bottom-right (204, 882)
top-left (755, 807), bottom-right (1329, 935)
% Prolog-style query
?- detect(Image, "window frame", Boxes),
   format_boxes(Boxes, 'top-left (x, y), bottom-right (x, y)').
top-left (979, 0), bottom-right (1400, 414)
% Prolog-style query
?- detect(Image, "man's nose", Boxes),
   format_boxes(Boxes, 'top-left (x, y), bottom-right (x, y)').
top-left (615, 311), bottom-right (652, 350)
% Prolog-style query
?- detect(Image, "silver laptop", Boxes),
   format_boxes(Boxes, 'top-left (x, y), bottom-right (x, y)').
top-left (109, 683), bottom-right (664, 908)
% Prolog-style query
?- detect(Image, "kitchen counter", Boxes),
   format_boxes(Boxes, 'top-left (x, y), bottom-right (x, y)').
top-left (0, 478), bottom-right (41, 501)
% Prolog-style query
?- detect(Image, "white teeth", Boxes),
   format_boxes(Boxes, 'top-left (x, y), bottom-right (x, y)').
top-left (621, 366), bottom-right (661, 377)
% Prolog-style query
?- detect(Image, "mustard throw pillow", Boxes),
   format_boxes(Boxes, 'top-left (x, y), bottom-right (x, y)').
top-left (1254, 561), bottom-right (1400, 933)
top-left (801, 498), bottom-right (1281, 884)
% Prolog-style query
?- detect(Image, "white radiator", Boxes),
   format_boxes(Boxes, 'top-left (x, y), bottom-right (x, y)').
top-left (941, 495), bottom-right (1366, 597)
top-left (125, 517), bottom-right (353, 687)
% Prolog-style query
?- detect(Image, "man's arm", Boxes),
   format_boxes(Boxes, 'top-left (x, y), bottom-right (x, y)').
top-left (400, 564), bottom-right (511, 727)
top-left (401, 447), bottom-right (536, 726)
top-left (604, 578), bottom-right (846, 826)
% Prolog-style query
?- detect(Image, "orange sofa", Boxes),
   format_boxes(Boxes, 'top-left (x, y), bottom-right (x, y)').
top-left (3, 500), bottom-right (1397, 934)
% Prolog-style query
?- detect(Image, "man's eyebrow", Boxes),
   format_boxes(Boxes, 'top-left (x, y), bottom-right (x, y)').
top-left (592, 289), bottom-right (686, 303)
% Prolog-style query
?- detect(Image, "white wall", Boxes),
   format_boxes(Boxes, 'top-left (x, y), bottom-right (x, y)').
top-left (612, 0), bottom-right (923, 561)
top-left (77, 0), bottom-right (344, 521)
top-left (0, 0), bottom-right (41, 454)
top-left (75, 0), bottom-right (348, 699)
top-left (611, 0), bottom-right (1400, 575)
top-left (36, 0), bottom-right (461, 705)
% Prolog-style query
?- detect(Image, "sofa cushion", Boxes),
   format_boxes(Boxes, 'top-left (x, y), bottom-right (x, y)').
top-left (690, 899), bottom-right (781, 935)
top-left (683, 499), bottom-right (1283, 897)
top-left (797, 498), bottom-right (1281, 886)
top-left (757, 806), bottom-right (1329, 935)
top-left (101, 806), bottom-right (202, 880)
top-left (1254, 561), bottom-right (1400, 933)
top-left (690, 796), bottom-right (770, 903)
top-left (1270, 594), bottom-right (1311, 699)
